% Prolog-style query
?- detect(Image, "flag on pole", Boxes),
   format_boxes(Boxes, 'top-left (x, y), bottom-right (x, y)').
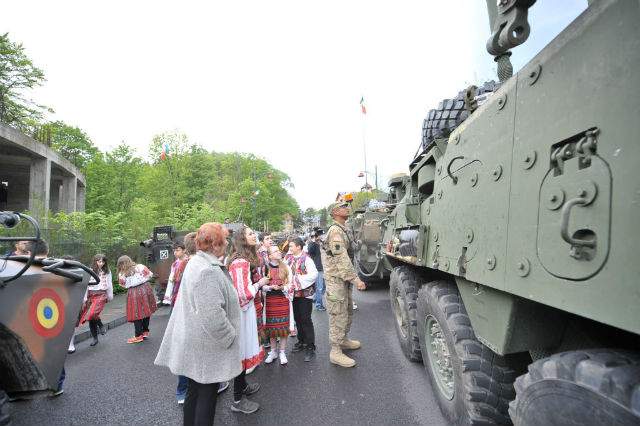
top-left (160, 143), bottom-right (170, 161)
top-left (360, 96), bottom-right (367, 114)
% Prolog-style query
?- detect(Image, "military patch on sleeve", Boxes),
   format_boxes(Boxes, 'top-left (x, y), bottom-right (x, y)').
top-left (331, 241), bottom-right (344, 255)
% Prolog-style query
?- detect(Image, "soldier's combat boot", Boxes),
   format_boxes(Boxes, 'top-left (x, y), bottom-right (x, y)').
top-left (340, 339), bottom-right (361, 350)
top-left (330, 346), bottom-right (356, 368)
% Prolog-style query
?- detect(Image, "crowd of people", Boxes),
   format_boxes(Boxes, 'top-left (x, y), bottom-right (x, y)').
top-left (6, 201), bottom-right (367, 425)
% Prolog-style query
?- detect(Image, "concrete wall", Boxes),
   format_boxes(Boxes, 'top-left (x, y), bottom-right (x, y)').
top-left (0, 123), bottom-right (86, 220)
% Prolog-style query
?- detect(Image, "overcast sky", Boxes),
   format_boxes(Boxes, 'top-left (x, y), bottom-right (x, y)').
top-left (3, 1), bottom-right (586, 209)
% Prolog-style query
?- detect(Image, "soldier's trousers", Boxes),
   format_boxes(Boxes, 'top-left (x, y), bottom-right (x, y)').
top-left (325, 276), bottom-right (353, 347)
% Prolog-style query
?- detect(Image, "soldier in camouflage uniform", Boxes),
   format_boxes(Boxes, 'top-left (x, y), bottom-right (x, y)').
top-left (321, 201), bottom-right (367, 368)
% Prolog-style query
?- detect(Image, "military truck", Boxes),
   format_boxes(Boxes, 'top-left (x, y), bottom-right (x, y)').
top-left (384, 1), bottom-right (640, 424)
top-left (0, 211), bottom-right (97, 425)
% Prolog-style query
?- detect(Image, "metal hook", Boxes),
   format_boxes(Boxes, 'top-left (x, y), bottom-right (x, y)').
top-left (446, 156), bottom-right (465, 184)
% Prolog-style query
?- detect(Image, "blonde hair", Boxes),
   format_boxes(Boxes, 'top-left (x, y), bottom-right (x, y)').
top-left (116, 255), bottom-right (136, 276)
top-left (272, 260), bottom-right (289, 282)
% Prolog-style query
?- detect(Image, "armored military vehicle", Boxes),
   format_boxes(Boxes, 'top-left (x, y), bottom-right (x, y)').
top-left (0, 211), bottom-right (97, 425)
top-left (384, 1), bottom-right (640, 424)
top-left (350, 175), bottom-right (410, 283)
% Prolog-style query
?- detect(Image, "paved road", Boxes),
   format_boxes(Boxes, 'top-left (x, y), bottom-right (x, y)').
top-left (8, 284), bottom-right (447, 425)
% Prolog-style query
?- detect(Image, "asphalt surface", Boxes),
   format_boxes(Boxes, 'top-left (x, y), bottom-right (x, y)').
top-left (8, 283), bottom-right (447, 425)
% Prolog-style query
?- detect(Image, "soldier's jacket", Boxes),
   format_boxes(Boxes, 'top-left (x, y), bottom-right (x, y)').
top-left (321, 222), bottom-right (358, 282)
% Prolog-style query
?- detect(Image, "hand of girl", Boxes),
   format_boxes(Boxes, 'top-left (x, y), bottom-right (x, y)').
top-left (257, 276), bottom-right (270, 288)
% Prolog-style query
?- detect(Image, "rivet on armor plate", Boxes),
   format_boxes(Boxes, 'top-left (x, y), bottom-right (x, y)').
top-left (486, 255), bottom-right (496, 271)
top-left (470, 173), bottom-right (478, 187)
top-left (438, 189), bottom-right (443, 199)
top-left (527, 64), bottom-right (542, 86)
top-left (437, 165), bottom-right (442, 175)
top-left (452, 134), bottom-right (460, 145)
top-left (491, 165), bottom-right (503, 181)
top-left (497, 94), bottom-right (507, 110)
top-left (465, 229), bottom-right (474, 243)
top-left (545, 188), bottom-right (565, 210)
top-left (442, 259), bottom-right (450, 271)
top-left (522, 151), bottom-right (537, 169)
top-left (516, 258), bottom-right (531, 277)
top-left (433, 231), bottom-right (439, 242)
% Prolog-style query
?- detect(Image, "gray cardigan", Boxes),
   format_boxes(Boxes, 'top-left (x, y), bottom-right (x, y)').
top-left (154, 251), bottom-right (242, 384)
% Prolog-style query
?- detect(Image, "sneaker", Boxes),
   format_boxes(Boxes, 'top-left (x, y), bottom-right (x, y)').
top-left (242, 382), bottom-right (260, 396)
top-left (316, 306), bottom-right (326, 311)
top-left (231, 397), bottom-right (260, 414)
top-left (217, 381), bottom-right (229, 394)
top-left (127, 336), bottom-right (144, 344)
top-left (177, 397), bottom-right (185, 405)
top-left (304, 347), bottom-right (316, 362)
top-left (67, 347), bottom-right (76, 354)
top-left (291, 342), bottom-right (305, 353)
top-left (279, 351), bottom-right (288, 365)
top-left (245, 365), bottom-right (257, 375)
top-left (142, 331), bottom-right (149, 339)
top-left (352, 302), bottom-right (358, 310)
top-left (51, 389), bottom-right (64, 397)
top-left (264, 350), bottom-right (277, 364)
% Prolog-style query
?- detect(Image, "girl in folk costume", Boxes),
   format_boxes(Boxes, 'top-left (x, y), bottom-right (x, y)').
top-left (117, 255), bottom-right (157, 344)
top-left (262, 245), bottom-right (294, 365)
top-left (227, 226), bottom-right (267, 412)
top-left (79, 254), bottom-right (114, 347)
top-left (287, 237), bottom-right (319, 362)
top-left (162, 242), bottom-right (188, 306)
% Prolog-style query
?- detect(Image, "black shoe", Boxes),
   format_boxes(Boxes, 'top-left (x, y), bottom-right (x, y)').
top-left (292, 342), bottom-right (305, 353)
top-left (90, 336), bottom-right (99, 346)
top-left (304, 347), bottom-right (316, 362)
top-left (97, 320), bottom-right (106, 335)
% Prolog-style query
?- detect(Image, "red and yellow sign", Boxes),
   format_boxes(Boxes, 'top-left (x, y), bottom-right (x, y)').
top-left (29, 288), bottom-right (65, 338)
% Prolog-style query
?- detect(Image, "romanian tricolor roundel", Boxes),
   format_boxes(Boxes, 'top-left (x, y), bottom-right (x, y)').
top-left (29, 288), bottom-right (65, 338)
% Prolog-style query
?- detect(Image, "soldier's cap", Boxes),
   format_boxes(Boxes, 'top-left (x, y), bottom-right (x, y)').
top-left (329, 201), bottom-right (350, 214)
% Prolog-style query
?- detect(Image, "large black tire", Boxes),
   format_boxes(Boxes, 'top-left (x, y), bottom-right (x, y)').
top-left (417, 281), bottom-right (518, 425)
top-left (388, 266), bottom-right (422, 362)
top-left (421, 81), bottom-right (498, 151)
top-left (509, 349), bottom-right (640, 426)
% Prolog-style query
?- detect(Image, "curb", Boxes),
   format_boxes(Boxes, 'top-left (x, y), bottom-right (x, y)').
top-left (74, 315), bottom-right (127, 344)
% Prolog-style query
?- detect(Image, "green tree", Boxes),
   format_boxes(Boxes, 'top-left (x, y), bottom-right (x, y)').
top-left (0, 33), bottom-right (49, 131)
top-left (44, 121), bottom-right (98, 170)
top-left (85, 142), bottom-right (143, 213)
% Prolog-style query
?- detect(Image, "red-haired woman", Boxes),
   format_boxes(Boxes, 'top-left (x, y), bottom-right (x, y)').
top-left (227, 225), bottom-right (268, 414)
top-left (156, 222), bottom-right (246, 425)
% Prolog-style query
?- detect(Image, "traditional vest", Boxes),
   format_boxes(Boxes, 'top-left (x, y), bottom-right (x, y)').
top-left (290, 253), bottom-right (315, 298)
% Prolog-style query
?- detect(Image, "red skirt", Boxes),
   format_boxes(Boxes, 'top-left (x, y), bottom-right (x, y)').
top-left (126, 283), bottom-right (157, 322)
top-left (79, 290), bottom-right (108, 324)
top-left (261, 292), bottom-right (290, 339)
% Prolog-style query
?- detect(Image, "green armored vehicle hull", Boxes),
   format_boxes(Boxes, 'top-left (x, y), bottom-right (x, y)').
top-left (385, 1), bottom-right (640, 424)
top-left (0, 212), bottom-right (95, 425)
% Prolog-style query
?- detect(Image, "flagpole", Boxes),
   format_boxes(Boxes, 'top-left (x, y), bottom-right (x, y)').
top-left (361, 95), bottom-right (368, 187)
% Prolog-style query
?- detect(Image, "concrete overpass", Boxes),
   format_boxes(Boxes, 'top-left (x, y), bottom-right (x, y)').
top-left (0, 123), bottom-right (86, 219)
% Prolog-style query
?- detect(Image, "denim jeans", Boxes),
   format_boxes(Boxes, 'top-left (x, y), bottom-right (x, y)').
top-left (56, 367), bottom-right (66, 391)
top-left (176, 375), bottom-right (189, 400)
top-left (314, 271), bottom-right (325, 308)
